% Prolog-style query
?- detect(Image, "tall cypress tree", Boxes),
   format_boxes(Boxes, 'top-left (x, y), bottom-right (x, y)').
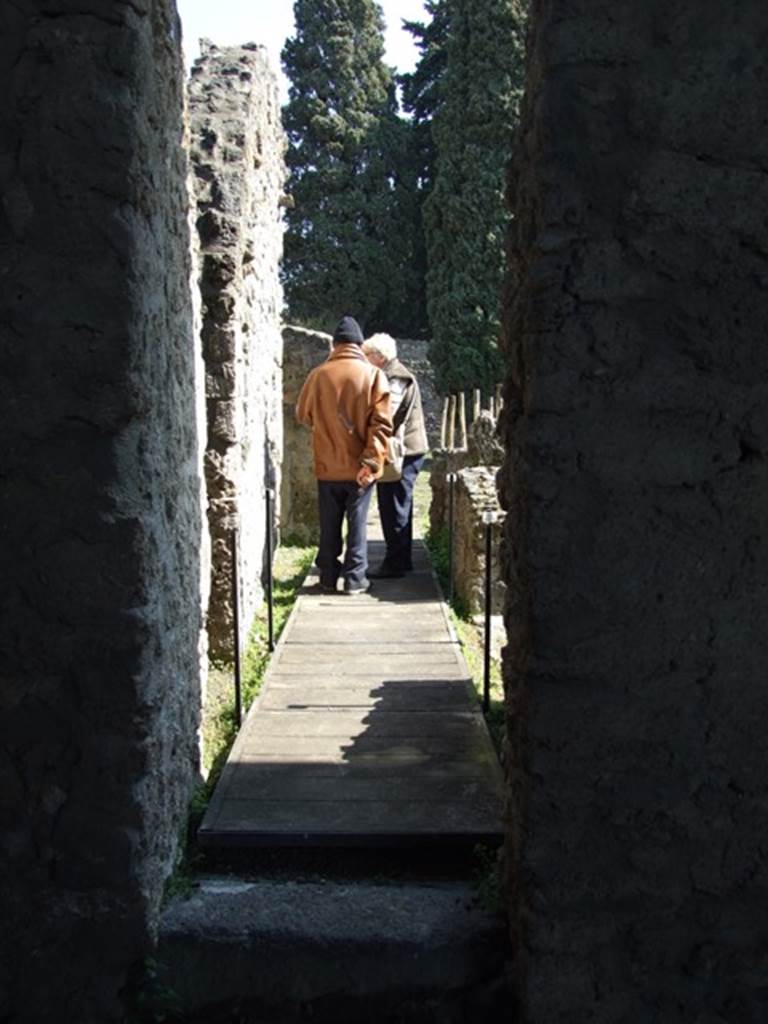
top-left (399, 0), bottom-right (450, 335)
top-left (400, 0), bottom-right (450, 194)
top-left (423, 0), bottom-right (527, 394)
top-left (281, 0), bottom-right (411, 332)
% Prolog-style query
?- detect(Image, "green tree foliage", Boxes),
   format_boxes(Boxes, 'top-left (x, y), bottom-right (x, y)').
top-left (423, 0), bottom-right (527, 395)
top-left (281, 0), bottom-right (416, 333)
top-left (401, 0), bottom-right (450, 193)
top-left (399, 0), bottom-right (451, 334)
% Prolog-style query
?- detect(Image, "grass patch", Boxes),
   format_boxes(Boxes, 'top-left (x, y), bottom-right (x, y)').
top-left (162, 543), bottom-right (315, 904)
top-left (424, 524), bottom-right (505, 754)
top-left (200, 543), bottom-right (315, 780)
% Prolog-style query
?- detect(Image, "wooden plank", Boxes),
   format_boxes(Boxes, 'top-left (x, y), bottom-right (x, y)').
top-left (237, 734), bottom-right (492, 758)
top-left (267, 674), bottom-right (470, 687)
top-left (288, 622), bottom-right (450, 637)
top-left (260, 686), bottom-right (474, 711)
top-left (208, 760), bottom-right (491, 781)
top-left (218, 777), bottom-right (495, 804)
top-left (198, 532), bottom-right (505, 848)
top-left (242, 710), bottom-right (484, 736)
top-left (276, 646), bottom-right (461, 662)
top-left (207, 798), bottom-right (503, 835)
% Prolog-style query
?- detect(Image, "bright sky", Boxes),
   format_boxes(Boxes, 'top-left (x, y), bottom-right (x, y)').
top-left (176, 0), bottom-right (428, 100)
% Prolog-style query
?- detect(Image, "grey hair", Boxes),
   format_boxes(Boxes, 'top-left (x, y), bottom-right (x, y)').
top-left (362, 332), bottom-right (397, 363)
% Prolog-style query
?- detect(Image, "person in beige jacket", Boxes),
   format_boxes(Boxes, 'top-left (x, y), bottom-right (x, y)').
top-left (362, 333), bottom-right (429, 578)
top-left (296, 316), bottom-right (392, 594)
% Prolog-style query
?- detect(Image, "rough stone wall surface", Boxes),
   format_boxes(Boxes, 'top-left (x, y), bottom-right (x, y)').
top-left (0, 3), bottom-right (204, 1020)
top-left (395, 337), bottom-right (442, 449)
top-left (501, 3), bottom-right (768, 1020)
top-left (281, 324), bottom-right (331, 543)
top-left (453, 468), bottom-right (506, 617)
top-left (189, 41), bottom-right (285, 659)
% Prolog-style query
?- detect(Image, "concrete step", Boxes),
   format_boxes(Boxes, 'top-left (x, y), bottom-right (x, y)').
top-left (155, 876), bottom-right (511, 1023)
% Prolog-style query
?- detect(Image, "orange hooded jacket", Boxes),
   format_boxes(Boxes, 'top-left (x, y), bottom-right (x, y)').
top-left (296, 345), bottom-right (393, 481)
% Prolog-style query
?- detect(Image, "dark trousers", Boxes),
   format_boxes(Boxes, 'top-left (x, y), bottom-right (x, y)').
top-left (375, 454), bottom-right (425, 572)
top-left (316, 480), bottom-right (374, 589)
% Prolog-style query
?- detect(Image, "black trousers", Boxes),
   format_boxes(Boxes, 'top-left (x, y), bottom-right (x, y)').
top-left (375, 454), bottom-right (425, 572)
top-left (316, 479), bottom-right (374, 589)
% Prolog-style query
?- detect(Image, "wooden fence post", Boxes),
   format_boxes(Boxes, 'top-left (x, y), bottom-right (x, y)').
top-left (458, 391), bottom-right (467, 450)
top-left (440, 396), bottom-right (449, 449)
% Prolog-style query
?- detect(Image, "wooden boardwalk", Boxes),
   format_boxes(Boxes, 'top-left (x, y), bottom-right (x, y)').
top-left (198, 538), bottom-right (505, 847)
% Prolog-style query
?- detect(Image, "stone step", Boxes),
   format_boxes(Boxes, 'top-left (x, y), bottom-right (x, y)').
top-left (156, 877), bottom-right (510, 1023)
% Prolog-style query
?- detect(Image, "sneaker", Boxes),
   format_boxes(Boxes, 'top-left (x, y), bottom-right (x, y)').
top-left (344, 579), bottom-right (371, 595)
top-left (317, 578), bottom-right (338, 593)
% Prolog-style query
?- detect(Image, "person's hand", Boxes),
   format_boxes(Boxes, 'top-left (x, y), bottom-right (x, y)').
top-left (356, 466), bottom-right (374, 488)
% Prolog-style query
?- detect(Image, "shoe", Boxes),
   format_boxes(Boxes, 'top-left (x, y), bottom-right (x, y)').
top-left (318, 578), bottom-right (338, 593)
top-left (344, 579), bottom-right (371, 595)
top-left (367, 562), bottom-right (405, 579)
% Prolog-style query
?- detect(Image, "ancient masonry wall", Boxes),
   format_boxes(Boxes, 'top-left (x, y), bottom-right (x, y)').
top-left (281, 324), bottom-right (331, 544)
top-left (501, 2), bottom-right (768, 1020)
top-left (0, 3), bottom-right (206, 1021)
top-left (189, 42), bottom-right (285, 659)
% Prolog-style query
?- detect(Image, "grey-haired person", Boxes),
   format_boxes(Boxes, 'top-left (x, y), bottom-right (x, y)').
top-left (361, 333), bottom-right (429, 578)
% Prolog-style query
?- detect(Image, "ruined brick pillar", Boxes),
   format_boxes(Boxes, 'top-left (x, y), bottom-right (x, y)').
top-left (501, 2), bottom-right (768, 1019)
top-left (0, 2), bottom-right (205, 1020)
top-left (188, 42), bottom-right (285, 659)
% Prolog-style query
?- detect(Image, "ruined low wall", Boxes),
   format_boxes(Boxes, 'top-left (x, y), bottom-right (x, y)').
top-left (501, 2), bottom-right (768, 1019)
top-left (452, 468), bottom-right (505, 617)
top-left (189, 41), bottom-right (285, 659)
top-left (0, 3), bottom-right (205, 1020)
top-left (281, 324), bottom-right (332, 543)
top-left (429, 413), bottom-right (505, 617)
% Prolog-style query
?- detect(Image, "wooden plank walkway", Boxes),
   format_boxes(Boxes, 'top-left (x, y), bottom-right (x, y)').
top-left (198, 537), bottom-right (505, 847)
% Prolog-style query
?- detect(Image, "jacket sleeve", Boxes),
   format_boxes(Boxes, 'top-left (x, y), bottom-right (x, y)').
top-left (296, 371), bottom-right (314, 426)
top-left (360, 369), bottom-right (393, 477)
top-left (394, 379), bottom-right (416, 431)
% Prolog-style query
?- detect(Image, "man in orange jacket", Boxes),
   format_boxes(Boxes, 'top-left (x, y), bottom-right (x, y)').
top-left (296, 315), bottom-right (393, 594)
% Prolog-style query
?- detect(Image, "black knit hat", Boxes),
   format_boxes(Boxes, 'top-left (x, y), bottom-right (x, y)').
top-left (332, 315), bottom-right (364, 345)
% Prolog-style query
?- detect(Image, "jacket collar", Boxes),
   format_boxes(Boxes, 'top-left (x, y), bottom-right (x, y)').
top-left (328, 344), bottom-right (368, 363)
top-left (384, 357), bottom-right (412, 381)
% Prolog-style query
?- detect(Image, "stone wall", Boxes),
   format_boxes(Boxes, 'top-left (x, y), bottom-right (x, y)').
top-left (453, 468), bottom-right (505, 617)
top-left (281, 324), bottom-right (331, 543)
top-left (189, 42), bottom-right (285, 659)
top-left (395, 337), bottom-right (442, 449)
top-left (0, 2), bottom-right (205, 1020)
top-left (501, 2), bottom-right (768, 1019)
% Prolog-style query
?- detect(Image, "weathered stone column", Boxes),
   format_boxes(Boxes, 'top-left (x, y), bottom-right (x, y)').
top-left (501, 2), bottom-right (768, 1019)
top-left (189, 42), bottom-right (285, 660)
top-left (0, 2), bottom-right (205, 1020)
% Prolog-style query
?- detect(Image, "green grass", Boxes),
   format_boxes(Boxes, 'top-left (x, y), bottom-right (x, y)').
top-left (200, 543), bottom-right (315, 780)
top-left (162, 543), bottom-right (316, 906)
top-left (424, 524), bottom-right (506, 755)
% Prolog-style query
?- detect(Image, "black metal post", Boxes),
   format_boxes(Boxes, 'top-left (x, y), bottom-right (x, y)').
top-left (265, 488), bottom-right (275, 652)
top-left (483, 512), bottom-right (493, 714)
top-left (447, 471), bottom-right (455, 604)
top-left (231, 526), bottom-right (243, 728)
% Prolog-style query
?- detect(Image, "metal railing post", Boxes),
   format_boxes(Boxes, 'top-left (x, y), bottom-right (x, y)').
top-left (265, 487), bottom-right (275, 652)
top-left (482, 508), bottom-right (496, 714)
top-left (231, 526), bottom-right (243, 728)
top-left (447, 471), bottom-right (456, 605)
